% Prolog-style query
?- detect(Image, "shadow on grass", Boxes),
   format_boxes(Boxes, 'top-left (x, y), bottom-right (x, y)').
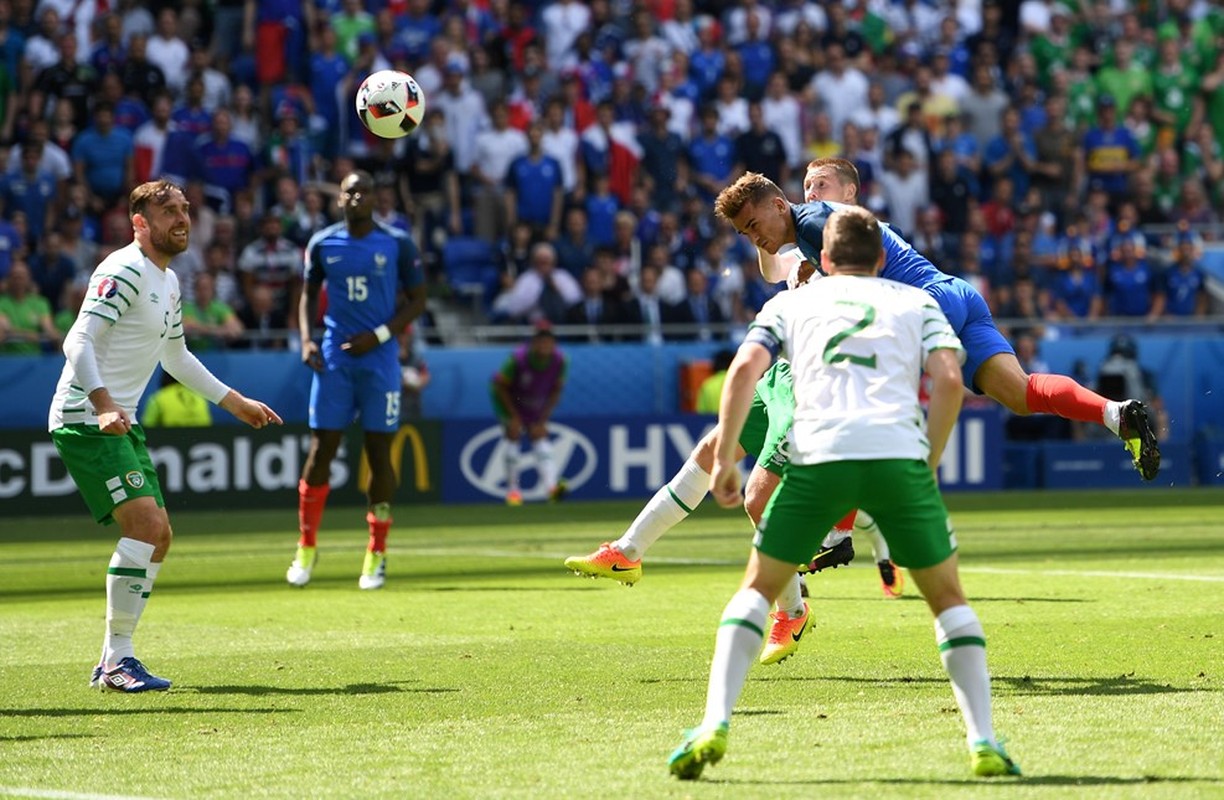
top-left (642, 673), bottom-right (1214, 696)
top-left (709, 775), bottom-right (1218, 788)
top-left (765, 674), bottom-right (1217, 696)
top-left (189, 681), bottom-right (459, 697)
top-left (0, 733), bottom-right (95, 743)
top-left (0, 707), bottom-right (290, 717)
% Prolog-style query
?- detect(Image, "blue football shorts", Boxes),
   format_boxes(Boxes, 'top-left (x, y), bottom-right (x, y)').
top-left (925, 277), bottom-right (1015, 394)
top-left (309, 358), bottom-right (402, 432)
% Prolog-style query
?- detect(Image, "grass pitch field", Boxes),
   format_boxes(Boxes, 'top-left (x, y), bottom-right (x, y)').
top-left (1, 490), bottom-right (1222, 799)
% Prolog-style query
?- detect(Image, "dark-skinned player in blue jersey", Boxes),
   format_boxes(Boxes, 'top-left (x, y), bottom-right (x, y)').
top-left (288, 170), bottom-right (427, 591)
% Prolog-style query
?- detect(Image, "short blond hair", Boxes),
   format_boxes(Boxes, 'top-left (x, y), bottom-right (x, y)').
top-left (714, 172), bottom-right (785, 221)
top-left (823, 206), bottom-right (883, 273)
top-left (805, 158), bottom-right (861, 194)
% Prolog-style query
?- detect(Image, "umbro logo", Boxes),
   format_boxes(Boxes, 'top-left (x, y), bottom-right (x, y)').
top-left (149, 292), bottom-right (160, 303)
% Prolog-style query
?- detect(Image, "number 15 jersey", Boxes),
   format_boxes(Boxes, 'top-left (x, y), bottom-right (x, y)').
top-left (304, 221), bottom-right (423, 366)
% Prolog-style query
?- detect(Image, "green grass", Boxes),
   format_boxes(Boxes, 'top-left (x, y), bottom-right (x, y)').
top-left (1, 490), bottom-right (1223, 799)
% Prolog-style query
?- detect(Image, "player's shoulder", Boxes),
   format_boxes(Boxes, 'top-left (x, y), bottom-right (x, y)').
top-left (305, 221), bottom-right (348, 250)
top-left (93, 242), bottom-right (147, 282)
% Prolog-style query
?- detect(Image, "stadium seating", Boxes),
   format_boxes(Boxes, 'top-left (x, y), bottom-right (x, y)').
top-left (443, 236), bottom-right (500, 311)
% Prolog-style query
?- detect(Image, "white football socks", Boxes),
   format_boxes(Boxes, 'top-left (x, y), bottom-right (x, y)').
top-left (935, 604), bottom-right (995, 748)
top-left (1103, 401), bottom-right (1122, 435)
top-left (614, 458), bottom-right (709, 561)
top-left (774, 572), bottom-right (806, 618)
top-left (502, 437), bottom-right (521, 492)
top-left (703, 588), bottom-right (769, 728)
top-left (103, 538), bottom-right (158, 667)
top-left (534, 438), bottom-right (556, 490)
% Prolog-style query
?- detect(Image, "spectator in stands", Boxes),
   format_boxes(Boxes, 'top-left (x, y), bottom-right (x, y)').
top-left (132, 90), bottom-right (172, 185)
top-left (641, 241), bottom-right (686, 305)
top-left (880, 147), bottom-right (928, 236)
top-left (103, 71), bottom-right (150, 135)
top-left (470, 100), bottom-right (527, 242)
top-left (182, 271), bottom-right (243, 351)
top-left (171, 74), bottom-right (213, 140)
top-left (960, 64), bottom-right (1010, 148)
top-left (490, 241), bottom-right (581, 325)
top-left (732, 100), bottom-right (789, 187)
top-left (265, 101), bottom-right (313, 187)
top-left (1, 142), bottom-right (56, 244)
top-left (985, 106), bottom-right (1036, 200)
top-left (1151, 230), bottom-right (1209, 319)
top-left (1104, 230), bottom-right (1156, 318)
top-left (234, 284), bottom-right (289, 351)
top-left (29, 230), bottom-right (75, 314)
top-left (555, 206), bottom-right (595, 280)
top-left (72, 102), bottom-right (134, 215)
top-left (237, 212), bottom-right (301, 326)
top-left (143, 372), bottom-right (212, 427)
top-left (195, 109), bottom-right (258, 215)
top-left (564, 265), bottom-right (624, 341)
top-left (120, 33), bottom-right (167, 107)
top-left (431, 59), bottom-right (488, 178)
top-left (402, 108), bottom-right (462, 256)
top-left (670, 268), bottom-right (725, 342)
top-left (810, 42), bottom-right (868, 142)
top-left (912, 206), bottom-right (952, 267)
top-left (0, 260), bottom-right (58, 354)
top-left (1079, 94), bottom-right (1140, 204)
top-left (884, 101), bottom-right (933, 172)
top-left (8, 119), bottom-right (72, 184)
top-left (622, 262), bottom-right (668, 345)
top-left (505, 121), bottom-right (564, 241)
top-left (32, 31), bottom-right (95, 130)
top-left (373, 183), bottom-right (410, 234)
top-left (90, 12), bottom-right (126, 77)
top-left (638, 102), bottom-right (686, 213)
top-left (688, 104), bottom-right (735, 200)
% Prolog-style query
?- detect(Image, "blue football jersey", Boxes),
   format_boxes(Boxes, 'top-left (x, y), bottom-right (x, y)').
top-left (790, 200), bottom-right (953, 290)
top-left (305, 221), bottom-right (423, 360)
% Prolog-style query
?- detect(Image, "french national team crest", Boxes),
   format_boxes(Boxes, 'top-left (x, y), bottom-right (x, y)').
top-left (374, 252), bottom-right (387, 272)
top-left (97, 277), bottom-right (118, 299)
top-left (125, 470), bottom-right (145, 489)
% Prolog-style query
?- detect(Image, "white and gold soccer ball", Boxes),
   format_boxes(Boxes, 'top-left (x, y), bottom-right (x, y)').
top-left (355, 70), bottom-right (426, 139)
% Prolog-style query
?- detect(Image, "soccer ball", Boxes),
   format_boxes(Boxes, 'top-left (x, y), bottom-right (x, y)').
top-left (356, 70), bottom-right (426, 139)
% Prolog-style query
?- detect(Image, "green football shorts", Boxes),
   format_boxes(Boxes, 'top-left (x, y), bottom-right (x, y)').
top-left (736, 360), bottom-right (794, 476)
top-left (756, 459), bottom-right (956, 570)
top-left (51, 424), bottom-right (165, 525)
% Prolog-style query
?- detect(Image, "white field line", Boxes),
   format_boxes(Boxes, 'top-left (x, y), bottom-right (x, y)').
top-left (0, 789), bottom-right (163, 800)
top-left (402, 547), bottom-right (1224, 582)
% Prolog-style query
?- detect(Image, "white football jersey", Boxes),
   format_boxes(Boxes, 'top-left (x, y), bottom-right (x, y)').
top-left (49, 243), bottom-right (184, 430)
top-left (748, 275), bottom-right (964, 465)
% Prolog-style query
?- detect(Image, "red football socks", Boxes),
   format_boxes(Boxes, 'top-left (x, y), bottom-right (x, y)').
top-left (833, 510), bottom-right (857, 533)
top-left (367, 512), bottom-right (392, 554)
top-left (1025, 373), bottom-right (1107, 424)
top-left (298, 480), bottom-right (331, 548)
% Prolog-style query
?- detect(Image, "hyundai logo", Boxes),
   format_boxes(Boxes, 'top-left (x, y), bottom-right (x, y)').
top-left (459, 423), bottom-right (598, 500)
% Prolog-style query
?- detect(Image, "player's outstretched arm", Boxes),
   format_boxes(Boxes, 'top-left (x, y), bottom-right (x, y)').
top-left (925, 349), bottom-right (964, 471)
top-left (219, 389), bottom-right (283, 429)
top-left (711, 343), bottom-right (771, 508)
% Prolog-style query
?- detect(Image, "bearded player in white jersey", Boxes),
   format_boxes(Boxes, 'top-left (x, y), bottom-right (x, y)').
top-left (50, 180), bottom-right (282, 693)
top-left (668, 205), bottom-right (1020, 781)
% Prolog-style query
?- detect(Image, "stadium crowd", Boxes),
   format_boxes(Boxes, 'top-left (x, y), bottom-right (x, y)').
top-left (0, 0), bottom-right (1219, 355)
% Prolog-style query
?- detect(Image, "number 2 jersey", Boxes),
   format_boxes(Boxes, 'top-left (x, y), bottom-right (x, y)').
top-left (304, 221), bottom-right (423, 367)
top-left (746, 275), bottom-right (963, 466)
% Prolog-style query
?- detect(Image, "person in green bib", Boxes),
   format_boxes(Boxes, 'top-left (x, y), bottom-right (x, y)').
top-left (142, 372), bottom-right (212, 427)
top-left (0, 261), bottom-right (60, 354)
